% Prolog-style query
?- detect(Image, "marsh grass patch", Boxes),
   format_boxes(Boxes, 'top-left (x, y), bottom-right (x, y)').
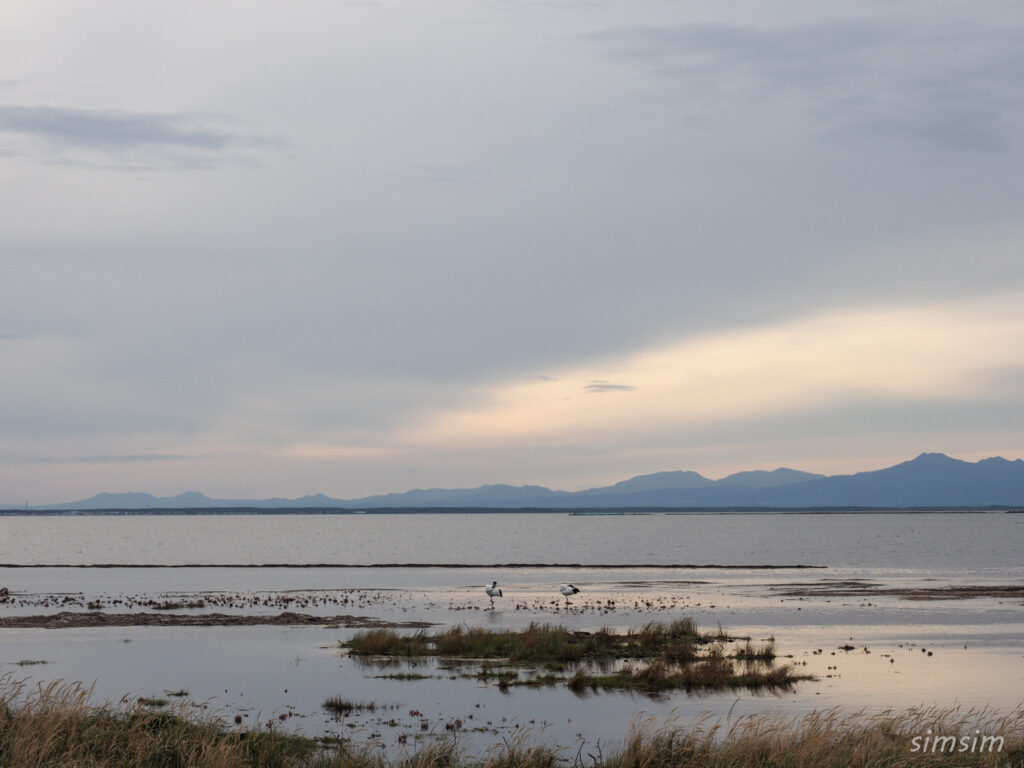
top-left (344, 619), bottom-right (722, 665)
top-left (343, 620), bottom-right (809, 693)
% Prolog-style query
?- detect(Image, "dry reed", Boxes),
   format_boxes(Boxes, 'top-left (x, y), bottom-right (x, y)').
top-left (1, 674), bottom-right (1021, 767)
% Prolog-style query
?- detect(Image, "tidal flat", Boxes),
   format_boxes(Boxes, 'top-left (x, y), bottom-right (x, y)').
top-left (0, 512), bottom-right (1022, 757)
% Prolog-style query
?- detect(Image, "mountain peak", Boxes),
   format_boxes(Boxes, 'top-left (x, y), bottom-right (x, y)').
top-left (296, 493), bottom-right (333, 502)
top-left (598, 470), bottom-right (714, 493)
top-left (35, 452), bottom-right (1024, 510)
top-left (718, 468), bottom-right (825, 488)
top-left (978, 456), bottom-right (1020, 466)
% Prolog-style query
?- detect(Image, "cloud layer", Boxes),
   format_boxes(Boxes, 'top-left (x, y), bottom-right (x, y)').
top-left (1, 0), bottom-right (1023, 503)
top-left (592, 18), bottom-right (1024, 151)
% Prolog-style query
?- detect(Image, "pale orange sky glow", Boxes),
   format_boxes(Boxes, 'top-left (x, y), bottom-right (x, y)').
top-left (400, 293), bottom-right (1024, 450)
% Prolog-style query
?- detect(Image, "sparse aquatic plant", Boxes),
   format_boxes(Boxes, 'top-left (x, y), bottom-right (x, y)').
top-left (371, 672), bottom-right (432, 680)
top-left (734, 639), bottom-right (776, 661)
top-left (322, 696), bottom-right (377, 715)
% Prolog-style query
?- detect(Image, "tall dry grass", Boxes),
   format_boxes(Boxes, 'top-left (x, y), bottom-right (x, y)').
top-left (1, 674), bottom-right (1021, 767)
top-left (0, 674), bottom-right (321, 768)
top-left (604, 706), bottom-right (1024, 768)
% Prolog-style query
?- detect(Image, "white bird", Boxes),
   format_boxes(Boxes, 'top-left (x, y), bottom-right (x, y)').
top-left (485, 580), bottom-right (503, 608)
top-left (559, 583), bottom-right (580, 605)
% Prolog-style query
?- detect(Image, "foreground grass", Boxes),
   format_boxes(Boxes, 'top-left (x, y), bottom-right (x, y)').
top-left (604, 708), bottom-right (1024, 768)
top-left (0, 676), bottom-right (321, 768)
top-left (1, 676), bottom-right (1022, 767)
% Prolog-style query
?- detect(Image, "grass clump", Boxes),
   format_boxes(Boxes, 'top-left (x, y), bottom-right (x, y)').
top-left (321, 697), bottom-right (376, 715)
top-left (344, 628), bottom-right (412, 656)
top-left (734, 639), bottom-right (776, 661)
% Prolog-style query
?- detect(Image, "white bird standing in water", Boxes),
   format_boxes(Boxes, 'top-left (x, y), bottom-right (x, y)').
top-left (559, 583), bottom-right (580, 605)
top-left (485, 580), bottom-right (503, 608)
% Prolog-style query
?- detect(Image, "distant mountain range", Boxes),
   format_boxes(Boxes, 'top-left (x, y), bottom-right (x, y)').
top-left (28, 453), bottom-right (1024, 510)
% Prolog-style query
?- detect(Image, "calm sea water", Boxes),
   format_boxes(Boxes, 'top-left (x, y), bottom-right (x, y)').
top-left (0, 512), bottom-right (1021, 753)
top-left (1, 510), bottom-right (1020, 570)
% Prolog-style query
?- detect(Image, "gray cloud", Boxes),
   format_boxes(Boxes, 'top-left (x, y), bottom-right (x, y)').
top-left (590, 19), bottom-right (1024, 152)
top-left (0, 105), bottom-right (282, 167)
top-left (584, 381), bottom-right (636, 393)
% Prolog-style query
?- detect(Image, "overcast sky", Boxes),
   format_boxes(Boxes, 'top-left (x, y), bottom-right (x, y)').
top-left (3, 0), bottom-right (1024, 504)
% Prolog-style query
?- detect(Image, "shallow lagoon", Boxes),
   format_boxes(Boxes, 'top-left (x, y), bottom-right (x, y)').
top-left (0, 512), bottom-right (1021, 754)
